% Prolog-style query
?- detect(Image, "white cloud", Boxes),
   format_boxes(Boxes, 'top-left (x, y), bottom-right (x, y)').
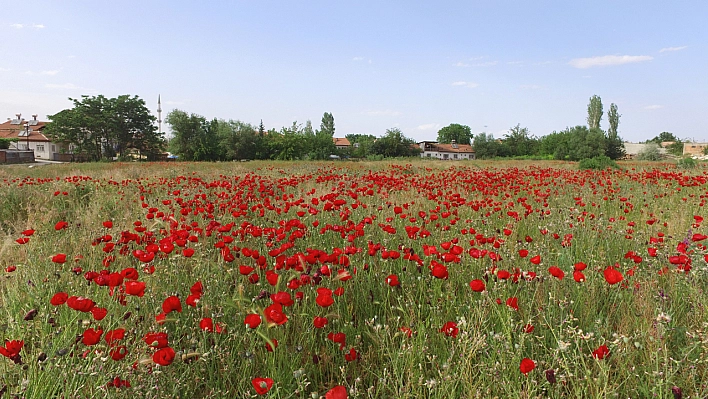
top-left (352, 56), bottom-right (364, 61)
top-left (453, 61), bottom-right (469, 67)
top-left (568, 55), bottom-right (653, 69)
top-left (644, 105), bottom-right (663, 110)
top-left (0, 67), bottom-right (10, 72)
top-left (417, 123), bottom-right (440, 131)
top-left (507, 61), bottom-right (524, 65)
top-left (659, 46), bottom-right (687, 53)
top-left (519, 84), bottom-right (542, 90)
top-left (40, 70), bottom-right (59, 76)
top-left (10, 23), bottom-right (24, 28)
top-left (364, 110), bottom-right (402, 117)
top-left (452, 81), bottom-right (479, 88)
top-left (32, 24), bottom-right (45, 29)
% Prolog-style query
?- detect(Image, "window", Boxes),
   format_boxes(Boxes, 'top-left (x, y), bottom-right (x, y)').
top-left (426, 153), bottom-right (431, 157)
top-left (454, 154), bottom-right (458, 159)
top-left (36, 144), bottom-right (45, 152)
top-left (52, 145), bottom-right (56, 152)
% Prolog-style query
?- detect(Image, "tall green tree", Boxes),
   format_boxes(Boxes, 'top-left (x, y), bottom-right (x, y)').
top-left (587, 95), bottom-right (603, 130)
top-left (605, 103), bottom-right (625, 160)
top-left (371, 128), bottom-right (420, 158)
top-left (437, 123), bottom-right (472, 145)
top-left (45, 95), bottom-right (162, 161)
top-left (165, 110), bottom-right (206, 161)
top-left (503, 124), bottom-right (536, 156)
top-left (346, 134), bottom-right (377, 158)
top-left (472, 133), bottom-right (504, 159)
top-left (320, 112), bottom-right (335, 137)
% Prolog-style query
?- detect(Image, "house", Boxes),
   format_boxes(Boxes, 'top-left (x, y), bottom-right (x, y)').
top-left (418, 140), bottom-right (475, 160)
top-left (333, 137), bottom-right (350, 149)
top-left (0, 114), bottom-right (68, 161)
top-left (683, 143), bottom-right (708, 158)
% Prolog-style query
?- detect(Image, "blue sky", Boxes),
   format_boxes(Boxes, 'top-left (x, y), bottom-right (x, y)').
top-left (1, 1), bottom-right (706, 142)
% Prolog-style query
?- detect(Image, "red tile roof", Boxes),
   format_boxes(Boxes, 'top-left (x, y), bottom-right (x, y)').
top-left (420, 141), bottom-right (474, 153)
top-left (0, 119), bottom-right (51, 142)
top-left (333, 137), bottom-right (350, 146)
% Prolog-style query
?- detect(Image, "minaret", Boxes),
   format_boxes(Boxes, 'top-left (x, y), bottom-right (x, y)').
top-left (157, 95), bottom-right (162, 134)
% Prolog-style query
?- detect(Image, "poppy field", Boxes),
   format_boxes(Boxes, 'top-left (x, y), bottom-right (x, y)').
top-left (1, 160), bottom-right (708, 398)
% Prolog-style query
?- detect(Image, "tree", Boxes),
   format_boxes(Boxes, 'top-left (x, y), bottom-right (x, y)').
top-left (503, 124), bottom-right (536, 156)
top-left (371, 128), bottom-right (420, 158)
top-left (346, 134), bottom-right (377, 158)
top-left (45, 95), bottom-right (163, 161)
top-left (587, 95), bottom-right (603, 130)
top-left (320, 112), bottom-right (335, 137)
top-left (472, 133), bottom-right (503, 159)
top-left (165, 110), bottom-right (206, 161)
top-left (605, 103), bottom-right (625, 160)
top-left (647, 132), bottom-right (678, 145)
top-left (637, 143), bottom-right (661, 161)
top-left (220, 120), bottom-right (258, 161)
top-left (437, 124), bottom-right (472, 145)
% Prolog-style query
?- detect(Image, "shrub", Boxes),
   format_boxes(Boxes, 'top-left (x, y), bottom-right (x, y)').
top-left (677, 157), bottom-right (697, 169)
top-left (637, 143), bottom-right (661, 161)
top-left (578, 155), bottom-right (619, 170)
top-left (0, 138), bottom-right (18, 149)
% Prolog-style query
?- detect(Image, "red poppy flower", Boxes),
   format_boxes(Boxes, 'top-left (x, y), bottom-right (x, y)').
top-left (325, 385), bottom-right (348, 399)
top-left (103, 220), bottom-right (113, 228)
top-left (327, 332), bottom-right (347, 350)
top-left (386, 274), bottom-right (400, 287)
top-left (244, 314), bottom-right (262, 329)
top-left (0, 340), bottom-right (23, 359)
top-left (523, 324), bottom-right (535, 333)
top-left (21, 229), bottom-right (35, 236)
top-left (440, 321), bottom-right (459, 338)
top-left (399, 326), bottom-right (413, 338)
top-left (67, 296), bottom-right (95, 312)
top-left (430, 262), bottom-right (449, 279)
top-left (186, 294), bottom-right (200, 307)
top-left (153, 346), bottom-right (176, 366)
top-left (82, 328), bottom-right (103, 346)
top-left (573, 270), bottom-right (585, 283)
top-left (469, 279), bottom-right (485, 292)
top-left (520, 358), bottom-right (535, 375)
top-left (530, 255), bottom-right (541, 265)
top-left (90, 307), bottom-right (108, 321)
top-left (104, 328), bottom-right (126, 346)
top-left (144, 332), bottom-right (169, 348)
top-left (251, 377), bottom-right (274, 395)
top-left (592, 344), bottom-right (610, 359)
top-left (603, 266), bottom-right (623, 285)
top-left (548, 266), bottom-right (565, 280)
top-left (497, 270), bottom-right (510, 280)
top-left (182, 248), bottom-right (195, 257)
top-left (50, 292), bottom-right (68, 306)
top-left (110, 345), bottom-right (128, 361)
top-left (518, 249), bottom-right (529, 258)
top-left (162, 296), bottom-right (182, 314)
top-left (190, 281), bottom-right (203, 295)
top-left (313, 316), bottom-right (328, 329)
top-left (125, 281), bottom-right (146, 297)
top-left (344, 348), bottom-right (359, 362)
top-left (316, 289), bottom-right (335, 308)
top-left (270, 292), bottom-right (294, 307)
top-left (55, 221), bottom-right (68, 230)
top-left (52, 253), bottom-right (67, 264)
top-left (506, 297), bottom-right (519, 311)
top-left (121, 268), bottom-right (139, 280)
top-left (264, 303), bottom-right (288, 325)
top-left (574, 262), bottom-right (587, 271)
top-left (15, 237), bottom-right (30, 245)
top-left (265, 338), bottom-right (278, 352)
top-left (200, 317), bottom-right (214, 332)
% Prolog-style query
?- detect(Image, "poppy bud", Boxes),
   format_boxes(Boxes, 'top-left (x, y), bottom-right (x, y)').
top-left (545, 369), bottom-right (556, 384)
top-left (672, 386), bottom-right (682, 399)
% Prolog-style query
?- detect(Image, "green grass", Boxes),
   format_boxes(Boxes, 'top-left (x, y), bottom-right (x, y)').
top-left (0, 159), bottom-right (707, 398)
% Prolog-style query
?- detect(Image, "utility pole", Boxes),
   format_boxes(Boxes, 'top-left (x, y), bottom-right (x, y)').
top-left (157, 95), bottom-right (162, 134)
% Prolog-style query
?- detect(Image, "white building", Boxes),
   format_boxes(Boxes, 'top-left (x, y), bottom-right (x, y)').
top-left (419, 141), bottom-right (475, 160)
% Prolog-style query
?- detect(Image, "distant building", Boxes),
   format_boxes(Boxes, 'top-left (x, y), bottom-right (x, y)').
top-left (683, 143), bottom-right (708, 158)
top-left (0, 114), bottom-right (68, 161)
top-left (333, 137), bottom-right (350, 149)
top-left (622, 142), bottom-right (667, 159)
top-left (419, 140), bottom-right (475, 160)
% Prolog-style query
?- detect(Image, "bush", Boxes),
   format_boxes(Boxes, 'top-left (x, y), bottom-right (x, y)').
top-left (677, 157), bottom-right (697, 169)
top-left (578, 155), bottom-right (619, 170)
top-left (637, 143), bottom-right (661, 161)
top-left (0, 138), bottom-right (18, 149)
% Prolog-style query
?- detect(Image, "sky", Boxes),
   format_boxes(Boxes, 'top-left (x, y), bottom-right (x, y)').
top-left (1, 1), bottom-right (706, 143)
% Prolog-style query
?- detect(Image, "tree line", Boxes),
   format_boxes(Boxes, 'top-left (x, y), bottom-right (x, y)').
top-left (166, 110), bottom-right (421, 161)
